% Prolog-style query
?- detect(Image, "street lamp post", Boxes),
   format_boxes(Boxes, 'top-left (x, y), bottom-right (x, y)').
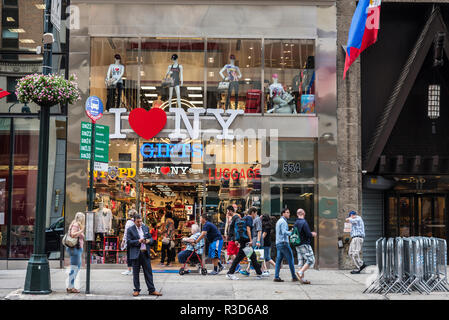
top-left (23, 0), bottom-right (53, 294)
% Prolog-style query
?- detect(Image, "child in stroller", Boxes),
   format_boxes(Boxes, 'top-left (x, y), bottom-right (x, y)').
top-left (178, 224), bottom-right (207, 275)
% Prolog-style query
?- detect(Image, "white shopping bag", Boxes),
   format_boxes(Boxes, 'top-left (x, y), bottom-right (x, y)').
top-left (254, 249), bottom-right (265, 262)
top-left (344, 222), bottom-right (352, 233)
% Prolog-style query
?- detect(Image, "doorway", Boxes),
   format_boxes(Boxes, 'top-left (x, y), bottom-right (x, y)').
top-left (386, 193), bottom-right (448, 240)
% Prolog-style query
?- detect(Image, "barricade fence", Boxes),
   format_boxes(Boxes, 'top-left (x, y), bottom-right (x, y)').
top-left (364, 237), bottom-right (449, 295)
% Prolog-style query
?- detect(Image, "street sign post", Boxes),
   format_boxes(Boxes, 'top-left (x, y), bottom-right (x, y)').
top-left (82, 96), bottom-right (106, 294)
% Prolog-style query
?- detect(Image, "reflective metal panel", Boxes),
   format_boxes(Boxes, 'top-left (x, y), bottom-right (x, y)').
top-left (316, 4), bottom-right (338, 268)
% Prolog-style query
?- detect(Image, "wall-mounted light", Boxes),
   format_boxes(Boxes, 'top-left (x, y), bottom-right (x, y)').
top-left (428, 84), bottom-right (440, 134)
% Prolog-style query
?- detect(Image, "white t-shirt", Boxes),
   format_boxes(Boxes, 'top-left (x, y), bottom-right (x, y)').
top-left (107, 64), bottom-right (124, 84)
top-left (269, 83), bottom-right (284, 98)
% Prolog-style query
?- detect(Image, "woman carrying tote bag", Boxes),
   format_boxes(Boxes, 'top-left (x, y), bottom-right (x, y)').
top-left (66, 212), bottom-right (85, 293)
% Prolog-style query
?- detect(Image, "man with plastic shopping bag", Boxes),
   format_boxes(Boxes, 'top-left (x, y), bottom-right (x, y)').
top-left (226, 210), bottom-right (263, 280)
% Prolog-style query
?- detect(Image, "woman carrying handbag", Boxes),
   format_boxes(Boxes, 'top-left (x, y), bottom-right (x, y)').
top-left (65, 212), bottom-right (85, 293)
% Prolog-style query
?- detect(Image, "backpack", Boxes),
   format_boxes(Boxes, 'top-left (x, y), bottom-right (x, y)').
top-left (234, 217), bottom-right (249, 242)
top-left (289, 226), bottom-right (301, 247)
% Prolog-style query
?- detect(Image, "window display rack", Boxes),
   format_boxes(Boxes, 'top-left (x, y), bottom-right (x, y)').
top-left (90, 236), bottom-right (127, 264)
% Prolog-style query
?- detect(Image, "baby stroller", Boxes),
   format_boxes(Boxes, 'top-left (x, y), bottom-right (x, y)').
top-left (179, 239), bottom-right (208, 276)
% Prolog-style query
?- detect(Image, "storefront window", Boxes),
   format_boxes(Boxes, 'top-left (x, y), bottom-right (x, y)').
top-left (206, 39), bottom-right (262, 113)
top-left (9, 118), bottom-right (39, 258)
top-left (90, 38), bottom-right (140, 111)
top-left (264, 39), bottom-right (315, 114)
top-left (140, 38), bottom-right (205, 111)
top-left (0, 118), bottom-right (10, 258)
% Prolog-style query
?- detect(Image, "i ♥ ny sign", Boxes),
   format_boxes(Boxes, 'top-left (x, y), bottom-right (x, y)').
top-left (109, 107), bottom-right (244, 140)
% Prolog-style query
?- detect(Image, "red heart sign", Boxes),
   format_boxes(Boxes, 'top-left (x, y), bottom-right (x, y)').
top-left (161, 167), bottom-right (170, 175)
top-left (128, 108), bottom-right (167, 140)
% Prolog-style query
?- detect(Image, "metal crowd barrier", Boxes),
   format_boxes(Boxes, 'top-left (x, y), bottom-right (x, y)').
top-left (364, 237), bottom-right (449, 295)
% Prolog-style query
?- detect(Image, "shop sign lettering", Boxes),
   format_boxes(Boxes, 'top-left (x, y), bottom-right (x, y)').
top-left (208, 168), bottom-right (261, 180)
top-left (140, 143), bottom-right (203, 159)
top-left (109, 107), bottom-right (243, 140)
top-left (93, 167), bottom-right (136, 179)
top-left (139, 166), bottom-right (202, 175)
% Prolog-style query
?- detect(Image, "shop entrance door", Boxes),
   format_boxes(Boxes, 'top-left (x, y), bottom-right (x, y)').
top-left (386, 193), bottom-right (448, 244)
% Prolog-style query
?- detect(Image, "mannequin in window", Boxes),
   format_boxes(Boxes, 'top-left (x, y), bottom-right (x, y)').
top-left (94, 201), bottom-right (113, 249)
top-left (267, 74), bottom-right (296, 114)
top-left (105, 54), bottom-right (125, 111)
top-left (165, 54), bottom-right (183, 109)
top-left (220, 54), bottom-right (242, 110)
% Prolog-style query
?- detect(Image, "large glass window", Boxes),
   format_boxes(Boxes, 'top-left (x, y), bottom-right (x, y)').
top-left (90, 38), bottom-right (140, 111)
top-left (264, 39), bottom-right (315, 114)
top-left (140, 38), bottom-right (205, 111)
top-left (206, 39), bottom-right (262, 113)
top-left (0, 118), bottom-right (10, 258)
top-left (89, 37), bottom-right (315, 115)
top-left (9, 118), bottom-right (39, 258)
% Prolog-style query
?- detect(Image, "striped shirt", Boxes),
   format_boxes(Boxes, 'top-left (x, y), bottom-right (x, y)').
top-left (349, 216), bottom-right (365, 238)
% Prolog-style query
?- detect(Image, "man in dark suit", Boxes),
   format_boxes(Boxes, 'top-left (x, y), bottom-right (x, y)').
top-left (127, 215), bottom-right (162, 297)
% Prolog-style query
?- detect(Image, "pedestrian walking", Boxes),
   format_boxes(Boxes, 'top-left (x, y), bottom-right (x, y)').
top-left (242, 207), bottom-right (264, 276)
top-left (194, 214), bottom-right (224, 275)
top-left (149, 222), bottom-right (158, 258)
top-left (127, 214), bottom-right (162, 297)
top-left (226, 210), bottom-right (263, 280)
top-left (274, 208), bottom-right (300, 282)
top-left (346, 210), bottom-right (367, 274)
top-left (293, 209), bottom-right (317, 284)
top-left (66, 212), bottom-right (85, 293)
top-left (225, 205), bottom-right (240, 268)
top-left (121, 210), bottom-right (136, 275)
top-left (261, 214), bottom-right (276, 275)
top-left (160, 214), bottom-right (175, 266)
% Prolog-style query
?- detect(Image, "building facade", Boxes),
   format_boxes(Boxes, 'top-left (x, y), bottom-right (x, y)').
top-left (66, 0), bottom-right (343, 269)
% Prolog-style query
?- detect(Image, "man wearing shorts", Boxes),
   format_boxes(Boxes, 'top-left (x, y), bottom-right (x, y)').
top-left (294, 209), bottom-right (316, 284)
top-left (226, 206), bottom-right (240, 268)
top-left (195, 214), bottom-right (224, 275)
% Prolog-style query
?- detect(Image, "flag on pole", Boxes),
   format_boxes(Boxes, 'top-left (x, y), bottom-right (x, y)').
top-left (343, 0), bottom-right (382, 78)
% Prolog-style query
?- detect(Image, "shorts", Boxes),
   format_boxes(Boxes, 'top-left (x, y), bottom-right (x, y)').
top-left (263, 246), bottom-right (272, 262)
top-left (208, 239), bottom-right (223, 259)
top-left (296, 244), bottom-right (315, 267)
top-left (227, 241), bottom-right (239, 256)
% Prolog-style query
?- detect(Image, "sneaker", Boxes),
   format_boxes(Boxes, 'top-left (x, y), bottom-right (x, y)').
top-left (218, 265), bottom-right (224, 273)
top-left (255, 275), bottom-right (263, 280)
top-left (235, 264), bottom-right (241, 273)
top-left (350, 269), bottom-right (361, 274)
top-left (359, 263), bottom-right (367, 272)
top-left (121, 270), bottom-right (132, 275)
top-left (273, 278), bottom-right (284, 282)
top-left (210, 270), bottom-right (219, 275)
top-left (262, 271), bottom-right (270, 277)
top-left (239, 270), bottom-right (250, 276)
top-left (226, 274), bottom-right (239, 280)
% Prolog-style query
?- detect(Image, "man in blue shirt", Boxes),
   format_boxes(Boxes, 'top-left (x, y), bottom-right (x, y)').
top-left (194, 214), bottom-right (224, 275)
top-left (274, 208), bottom-right (299, 282)
top-left (293, 209), bottom-right (316, 284)
top-left (346, 210), bottom-right (366, 274)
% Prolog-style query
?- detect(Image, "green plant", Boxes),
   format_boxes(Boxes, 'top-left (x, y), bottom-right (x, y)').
top-left (15, 73), bottom-right (81, 107)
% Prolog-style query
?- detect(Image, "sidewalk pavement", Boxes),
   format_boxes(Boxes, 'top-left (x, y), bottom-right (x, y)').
top-left (2, 266), bottom-right (449, 300)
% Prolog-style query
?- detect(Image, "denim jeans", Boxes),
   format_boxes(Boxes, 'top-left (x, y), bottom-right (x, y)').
top-left (67, 247), bottom-right (83, 289)
top-left (274, 242), bottom-right (297, 279)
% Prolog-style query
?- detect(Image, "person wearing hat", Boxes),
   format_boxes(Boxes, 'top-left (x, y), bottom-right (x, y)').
top-left (345, 210), bottom-right (366, 274)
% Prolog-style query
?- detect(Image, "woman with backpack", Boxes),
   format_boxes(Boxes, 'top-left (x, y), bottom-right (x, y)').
top-left (65, 212), bottom-right (85, 293)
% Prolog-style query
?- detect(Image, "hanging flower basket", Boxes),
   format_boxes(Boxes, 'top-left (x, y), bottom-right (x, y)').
top-left (15, 73), bottom-right (81, 108)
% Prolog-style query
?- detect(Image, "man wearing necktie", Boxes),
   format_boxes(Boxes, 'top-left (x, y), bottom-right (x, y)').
top-left (127, 215), bottom-right (163, 297)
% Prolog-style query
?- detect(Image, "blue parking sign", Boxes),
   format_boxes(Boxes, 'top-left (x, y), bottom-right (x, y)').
top-left (85, 96), bottom-right (104, 122)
